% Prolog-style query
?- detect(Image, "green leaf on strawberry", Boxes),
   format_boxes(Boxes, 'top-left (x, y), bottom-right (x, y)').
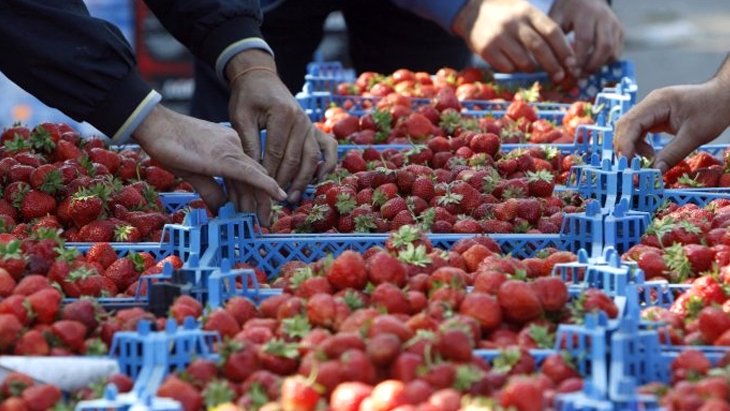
top-left (281, 315), bottom-right (311, 340)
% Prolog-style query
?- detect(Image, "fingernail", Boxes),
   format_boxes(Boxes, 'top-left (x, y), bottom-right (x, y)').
top-left (287, 191), bottom-right (301, 203)
top-left (277, 188), bottom-right (288, 200)
top-left (553, 71), bottom-right (565, 82)
top-left (565, 57), bottom-right (577, 67)
top-left (572, 68), bottom-right (582, 78)
top-left (655, 161), bottom-right (668, 173)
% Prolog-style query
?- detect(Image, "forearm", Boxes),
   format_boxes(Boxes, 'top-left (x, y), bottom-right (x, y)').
top-left (712, 53), bottom-right (730, 87)
top-left (143, 0), bottom-right (274, 82)
top-left (0, 0), bottom-right (159, 143)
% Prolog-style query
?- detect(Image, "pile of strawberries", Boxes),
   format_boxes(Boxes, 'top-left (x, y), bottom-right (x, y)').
top-left (0, 370), bottom-right (134, 411)
top-left (334, 67), bottom-right (585, 104)
top-left (271, 143), bottom-right (584, 234)
top-left (640, 350), bottom-right (730, 411)
top-left (0, 122), bottom-right (207, 243)
top-left (663, 151), bottom-right (730, 188)
top-left (318, 87), bottom-right (594, 146)
top-left (0, 226), bottom-right (183, 299)
top-left (621, 199), bottom-right (730, 345)
top-left (151, 227), bottom-right (620, 411)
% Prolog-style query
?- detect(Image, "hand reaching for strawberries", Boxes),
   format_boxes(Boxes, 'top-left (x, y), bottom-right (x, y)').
top-left (225, 50), bottom-right (338, 204)
top-left (615, 54), bottom-right (730, 173)
top-left (132, 105), bottom-right (287, 223)
top-left (549, 0), bottom-right (623, 76)
top-left (452, 0), bottom-right (577, 83)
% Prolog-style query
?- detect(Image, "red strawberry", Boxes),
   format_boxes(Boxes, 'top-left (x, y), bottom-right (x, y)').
top-left (20, 190), bottom-right (56, 220)
top-left (0, 314), bottom-right (22, 351)
top-left (526, 170), bottom-right (555, 197)
top-left (204, 309), bottom-right (240, 339)
top-left (157, 375), bottom-right (203, 411)
top-left (62, 299), bottom-right (101, 331)
top-left (104, 257), bottom-right (139, 291)
top-left (69, 192), bottom-right (103, 228)
top-left (281, 375), bottom-right (321, 411)
top-left (21, 384), bottom-right (61, 411)
top-left (370, 380), bottom-right (408, 411)
top-left (26, 288), bottom-right (61, 324)
top-left (78, 220), bottom-right (115, 242)
top-left (342, 152), bottom-right (367, 173)
top-left (469, 133), bottom-right (500, 157)
top-left (29, 164), bottom-right (62, 194)
top-left (381, 197), bottom-right (408, 220)
top-left (331, 382), bottom-right (373, 411)
top-left (144, 166), bottom-right (175, 191)
top-left (14, 329), bottom-right (50, 356)
top-left (500, 376), bottom-right (541, 411)
top-left (88, 148), bottom-right (121, 174)
top-left (86, 242), bottom-right (118, 269)
top-left (498, 280), bottom-right (543, 323)
top-left (433, 87), bottom-right (461, 112)
top-left (367, 251), bottom-right (407, 287)
top-left (51, 320), bottom-right (87, 352)
top-left (326, 251), bottom-right (367, 291)
top-left (531, 276), bottom-right (568, 311)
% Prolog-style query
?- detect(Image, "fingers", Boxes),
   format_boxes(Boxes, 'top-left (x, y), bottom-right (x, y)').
top-left (212, 147), bottom-right (287, 201)
top-left (225, 179), bottom-right (241, 211)
top-left (572, 17), bottom-right (595, 74)
top-left (314, 127), bottom-right (338, 181)
top-left (254, 189), bottom-right (273, 227)
top-left (282, 131), bottom-right (320, 203)
top-left (612, 23), bottom-right (625, 61)
top-left (499, 35), bottom-right (536, 73)
top-left (263, 109), bottom-right (297, 178)
top-left (182, 174), bottom-right (228, 212)
top-left (654, 127), bottom-right (698, 173)
top-left (585, 22), bottom-right (614, 73)
top-left (232, 117), bottom-right (262, 162)
top-left (614, 91), bottom-right (671, 160)
top-left (528, 10), bottom-right (576, 77)
top-left (517, 24), bottom-right (565, 82)
top-left (484, 49), bottom-right (516, 73)
top-left (273, 113), bottom-right (310, 192)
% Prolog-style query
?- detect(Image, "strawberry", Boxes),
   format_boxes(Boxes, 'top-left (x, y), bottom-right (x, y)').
top-left (13, 329), bottom-right (50, 356)
top-left (19, 190), bottom-right (56, 220)
top-left (61, 299), bottom-right (100, 331)
top-left (69, 191), bottom-right (103, 228)
top-left (68, 266), bottom-right (103, 297)
top-left (21, 384), bottom-right (61, 411)
top-left (158, 375), bottom-right (203, 411)
top-left (531, 276), bottom-right (569, 311)
top-left (516, 198), bottom-right (541, 225)
top-left (698, 306), bottom-right (730, 344)
top-left (326, 251), bottom-right (368, 291)
top-left (380, 197), bottom-right (408, 220)
top-left (498, 280), bottom-right (543, 323)
top-left (469, 133), bottom-right (500, 157)
top-left (342, 152), bottom-right (367, 173)
top-left (26, 288), bottom-right (61, 324)
top-left (281, 375), bottom-right (321, 411)
top-left (526, 170), bottom-right (554, 197)
top-left (331, 382), bottom-right (373, 411)
top-left (29, 164), bottom-right (62, 194)
top-left (86, 242), bottom-right (118, 269)
top-left (78, 220), bottom-right (115, 242)
top-left (104, 257), bottom-right (139, 291)
top-left (204, 309), bottom-right (240, 339)
top-left (114, 224), bottom-right (142, 242)
top-left (366, 251), bottom-right (407, 287)
top-left (0, 314), bottom-right (22, 351)
top-left (370, 380), bottom-right (408, 411)
top-left (51, 320), bottom-right (87, 352)
top-left (87, 148), bottom-right (120, 174)
top-left (144, 166), bottom-right (175, 191)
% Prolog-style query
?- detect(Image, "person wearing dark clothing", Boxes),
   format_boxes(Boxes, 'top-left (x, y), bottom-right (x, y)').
top-left (0, 0), bottom-right (337, 222)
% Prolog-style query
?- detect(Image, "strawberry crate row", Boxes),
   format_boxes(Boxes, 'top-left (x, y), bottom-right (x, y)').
top-left (302, 59), bottom-right (635, 103)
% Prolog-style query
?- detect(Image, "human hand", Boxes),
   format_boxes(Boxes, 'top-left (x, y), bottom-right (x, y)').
top-left (614, 80), bottom-right (730, 172)
top-left (133, 105), bottom-right (287, 224)
top-left (226, 50), bottom-right (337, 204)
top-left (549, 0), bottom-right (623, 76)
top-left (453, 0), bottom-right (577, 82)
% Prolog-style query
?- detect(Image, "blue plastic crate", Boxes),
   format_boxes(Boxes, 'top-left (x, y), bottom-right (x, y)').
top-left (567, 156), bottom-right (663, 214)
top-left (662, 190), bottom-right (730, 207)
top-left (75, 384), bottom-right (182, 411)
top-left (110, 317), bottom-right (219, 389)
top-left (200, 204), bottom-right (580, 278)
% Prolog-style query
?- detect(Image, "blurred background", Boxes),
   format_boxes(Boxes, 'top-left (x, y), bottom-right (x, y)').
top-left (1, 0), bottom-right (728, 140)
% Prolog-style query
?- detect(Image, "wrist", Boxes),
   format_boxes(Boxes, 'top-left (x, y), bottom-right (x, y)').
top-left (225, 49), bottom-right (277, 82)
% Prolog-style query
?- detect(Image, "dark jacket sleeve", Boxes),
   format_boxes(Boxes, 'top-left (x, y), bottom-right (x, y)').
top-left (143, 0), bottom-right (272, 81)
top-left (0, 0), bottom-right (158, 143)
